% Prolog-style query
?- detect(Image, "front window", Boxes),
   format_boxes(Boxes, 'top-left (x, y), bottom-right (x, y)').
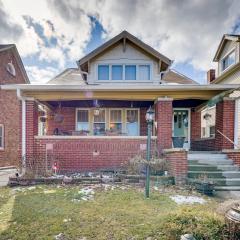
top-left (112, 65), bottom-right (123, 80)
top-left (0, 125), bottom-right (4, 149)
top-left (76, 109), bottom-right (89, 131)
top-left (201, 106), bottom-right (216, 138)
top-left (139, 65), bottom-right (150, 80)
top-left (126, 109), bottom-right (139, 136)
top-left (125, 65), bottom-right (136, 80)
top-left (93, 110), bottom-right (106, 135)
top-left (221, 50), bottom-right (235, 71)
top-left (98, 65), bottom-right (109, 80)
top-left (109, 109), bottom-right (122, 132)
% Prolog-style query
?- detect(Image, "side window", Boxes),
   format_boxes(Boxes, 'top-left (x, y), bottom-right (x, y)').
top-left (0, 125), bottom-right (4, 149)
top-left (126, 110), bottom-right (139, 136)
top-left (93, 110), bottom-right (106, 135)
top-left (221, 50), bottom-right (235, 71)
top-left (109, 109), bottom-right (122, 132)
top-left (76, 110), bottom-right (89, 131)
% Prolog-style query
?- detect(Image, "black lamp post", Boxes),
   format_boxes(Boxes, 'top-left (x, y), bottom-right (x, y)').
top-left (145, 106), bottom-right (155, 198)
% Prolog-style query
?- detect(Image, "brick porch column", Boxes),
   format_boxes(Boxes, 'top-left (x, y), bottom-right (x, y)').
top-left (215, 98), bottom-right (235, 150)
top-left (155, 97), bottom-right (173, 152)
top-left (190, 110), bottom-right (201, 141)
top-left (25, 100), bottom-right (38, 166)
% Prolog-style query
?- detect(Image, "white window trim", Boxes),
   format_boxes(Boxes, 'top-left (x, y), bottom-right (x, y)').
top-left (125, 108), bottom-right (140, 136)
top-left (221, 48), bottom-right (236, 73)
top-left (75, 108), bottom-right (90, 131)
top-left (109, 108), bottom-right (123, 132)
top-left (93, 108), bottom-right (107, 134)
top-left (0, 124), bottom-right (4, 150)
top-left (96, 63), bottom-right (153, 82)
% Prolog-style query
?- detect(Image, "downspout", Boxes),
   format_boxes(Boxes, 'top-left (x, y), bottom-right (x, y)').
top-left (17, 88), bottom-right (27, 173)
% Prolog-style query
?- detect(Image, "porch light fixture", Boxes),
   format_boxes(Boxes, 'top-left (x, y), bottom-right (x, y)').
top-left (93, 99), bottom-right (101, 116)
top-left (145, 106), bottom-right (155, 198)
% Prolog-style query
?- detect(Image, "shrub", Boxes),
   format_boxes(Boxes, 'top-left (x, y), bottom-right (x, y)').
top-left (160, 207), bottom-right (226, 240)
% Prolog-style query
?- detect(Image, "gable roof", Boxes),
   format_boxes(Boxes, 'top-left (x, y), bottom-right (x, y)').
top-left (0, 44), bottom-right (29, 83)
top-left (77, 31), bottom-right (172, 71)
top-left (47, 68), bottom-right (196, 85)
top-left (162, 69), bottom-right (197, 84)
top-left (213, 34), bottom-right (240, 62)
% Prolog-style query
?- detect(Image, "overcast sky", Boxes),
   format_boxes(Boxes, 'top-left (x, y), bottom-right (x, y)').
top-left (1, 0), bottom-right (240, 84)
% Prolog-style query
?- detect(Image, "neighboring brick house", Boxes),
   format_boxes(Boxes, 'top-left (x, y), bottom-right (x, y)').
top-left (2, 31), bottom-right (239, 178)
top-left (0, 44), bottom-right (29, 167)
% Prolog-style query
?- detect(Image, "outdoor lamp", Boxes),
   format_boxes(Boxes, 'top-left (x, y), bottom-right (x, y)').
top-left (145, 106), bottom-right (155, 122)
top-left (145, 106), bottom-right (155, 198)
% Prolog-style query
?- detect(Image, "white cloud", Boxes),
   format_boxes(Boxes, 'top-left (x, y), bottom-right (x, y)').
top-left (1, 0), bottom-right (240, 83)
top-left (25, 66), bottom-right (58, 83)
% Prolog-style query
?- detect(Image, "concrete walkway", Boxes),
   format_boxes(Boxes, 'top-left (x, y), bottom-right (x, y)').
top-left (0, 167), bottom-right (17, 187)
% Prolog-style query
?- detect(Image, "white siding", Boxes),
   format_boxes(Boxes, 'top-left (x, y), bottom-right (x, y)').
top-left (88, 42), bottom-right (161, 84)
top-left (217, 40), bottom-right (239, 77)
top-left (220, 70), bottom-right (240, 84)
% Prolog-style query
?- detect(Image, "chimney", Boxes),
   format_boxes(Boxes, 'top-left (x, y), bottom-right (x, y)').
top-left (207, 69), bottom-right (215, 83)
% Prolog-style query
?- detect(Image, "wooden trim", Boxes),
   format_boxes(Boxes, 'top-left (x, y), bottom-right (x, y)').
top-left (35, 135), bottom-right (157, 139)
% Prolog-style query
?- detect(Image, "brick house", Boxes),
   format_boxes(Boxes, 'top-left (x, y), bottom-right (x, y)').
top-left (2, 31), bottom-right (240, 183)
top-left (0, 44), bottom-right (29, 167)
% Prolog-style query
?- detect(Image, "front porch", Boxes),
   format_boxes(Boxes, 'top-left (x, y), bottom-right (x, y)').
top-left (8, 83), bottom-right (237, 180)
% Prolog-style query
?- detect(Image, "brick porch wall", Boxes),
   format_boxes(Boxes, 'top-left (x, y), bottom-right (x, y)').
top-left (34, 137), bottom-right (157, 172)
top-left (222, 150), bottom-right (240, 167)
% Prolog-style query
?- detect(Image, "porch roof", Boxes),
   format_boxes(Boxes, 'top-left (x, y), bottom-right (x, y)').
top-left (1, 83), bottom-right (240, 101)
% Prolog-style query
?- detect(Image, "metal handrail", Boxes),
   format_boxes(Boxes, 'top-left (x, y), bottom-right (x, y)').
top-left (217, 129), bottom-right (240, 149)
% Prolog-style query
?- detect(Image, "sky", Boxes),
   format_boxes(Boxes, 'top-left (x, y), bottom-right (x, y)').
top-left (0, 0), bottom-right (240, 84)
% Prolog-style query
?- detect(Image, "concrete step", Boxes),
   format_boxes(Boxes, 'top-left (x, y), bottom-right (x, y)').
top-left (188, 171), bottom-right (240, 179)
top-left (188, 178), bottom-right (240, 186)
top-left (215, 186), bottom-right (240, 191)
top-left (188, 159), bottom-right (233, 165)
top-left (188, 153), bottom-right (228, 161)
top-left (189, 164), bottom-right (239, 171)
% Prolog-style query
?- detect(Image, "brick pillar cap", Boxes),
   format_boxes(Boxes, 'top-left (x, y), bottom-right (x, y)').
top-left (163, 148), bottom-right (187, 153)
top-left (155, 97), bottom-right (173, 102)
top-left (222, 149), bottom-right (240, 153)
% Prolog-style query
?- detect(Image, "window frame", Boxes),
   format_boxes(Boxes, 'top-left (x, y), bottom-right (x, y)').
top-left (109, 108), bottom-right (123, 132)
top-left (96, 63), bottom-right (152, 82)
top-left (0, 124), bottom-right (4, 150)
top-left (125, 108), bottom-right (140, 136)
top-left (75, 108), bottom-right (90, 131)
top-left (111, 65), bottom-right (123, 80)
top-left (98, 64), bottom-right (110, 80)
top-left (93, 108), bottom-right (107, 135)
top-left (221, 49), bottom-right (236, 73)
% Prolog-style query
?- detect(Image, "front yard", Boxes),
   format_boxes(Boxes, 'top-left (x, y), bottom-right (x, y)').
top-left (0, 184), bottom-right (225, 240)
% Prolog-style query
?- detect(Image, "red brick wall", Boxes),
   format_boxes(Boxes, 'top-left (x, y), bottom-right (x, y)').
top-left (190, 110), bottom-right (201, 141)
top-left (223, 151), bottom-right (240, 167)
top-left (140, 108), bottom-right (148, 136)
top-left (163, 149), bottom-right (187, 184)
top-left (156, 98), bottom-right (173, 151)
top-left (34, 137), bottom-right (156, 172)
top-left (215, 99), bottom-right (235, 150)
top-left (25, 101), bottom-right (38, 167)
top-left (0, 48), bottom-right (27, 167)
top-left (191, 138), bottom-right (216, 151)
top-left (46, 107), bottom-right (75, 135)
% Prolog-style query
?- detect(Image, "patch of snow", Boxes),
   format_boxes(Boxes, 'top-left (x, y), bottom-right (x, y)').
top-left (27, 186), bottom-right (36, 190)
top-left (63, 218), bottom-right (71, 223)
top-left (170, 195), bottom-right (206, 205)
top-left (43, 189), bottom-right (56, 194)
top-left (54, 233), bottom-right (66, 240)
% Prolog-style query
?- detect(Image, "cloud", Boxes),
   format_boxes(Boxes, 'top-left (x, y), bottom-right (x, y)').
top-left (1, 0), bottom-right (240, 83)
top-left (25, 66), bottom-right (58, 83)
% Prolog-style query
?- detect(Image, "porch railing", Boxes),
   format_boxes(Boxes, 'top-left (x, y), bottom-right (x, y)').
top-left (217, 130), bottom-right (239, 149)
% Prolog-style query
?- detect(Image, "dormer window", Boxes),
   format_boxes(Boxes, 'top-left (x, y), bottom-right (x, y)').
top-left (221, 50), bottom-right (235, 72)
top-left (98, 65), bottom-right (109, 80)
top-left (97, 64), bottom-right (151, 81)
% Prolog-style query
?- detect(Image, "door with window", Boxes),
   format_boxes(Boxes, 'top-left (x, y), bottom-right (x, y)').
top-left (173, 109), bottom-right (190, 149)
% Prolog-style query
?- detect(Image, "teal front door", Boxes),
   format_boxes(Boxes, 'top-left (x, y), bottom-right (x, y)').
top-left (173, 109), bottom-right (190, 149)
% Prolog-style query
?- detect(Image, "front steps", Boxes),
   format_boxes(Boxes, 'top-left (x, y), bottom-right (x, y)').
top-left (188, 152), bottom-right (240, 191)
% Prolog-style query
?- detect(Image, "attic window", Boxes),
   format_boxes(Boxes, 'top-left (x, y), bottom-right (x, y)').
top-left (6, 61), bottom-right (16, 77)
top-left (221, 50), bottom-right (235, 72)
